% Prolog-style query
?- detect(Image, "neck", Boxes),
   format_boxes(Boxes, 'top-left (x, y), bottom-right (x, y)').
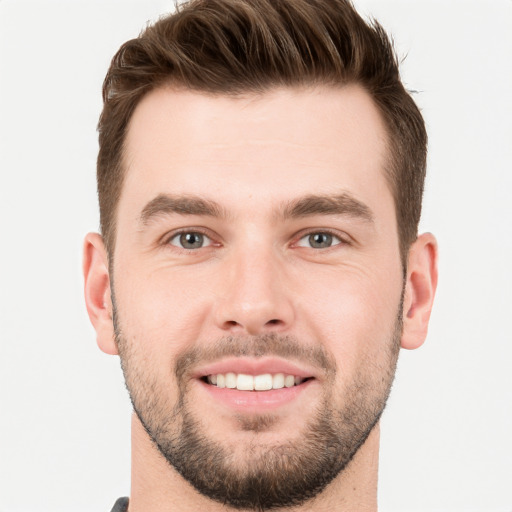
top-left (128, 413), bottom-right (379, 512)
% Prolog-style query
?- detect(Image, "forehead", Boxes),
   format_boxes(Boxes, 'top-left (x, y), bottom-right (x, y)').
top-left (121, 84), bottom-right (391, 220)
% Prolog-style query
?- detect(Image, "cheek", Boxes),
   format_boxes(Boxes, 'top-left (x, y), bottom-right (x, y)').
top-left (294, 264), bottom-right (403, 371)
top-left (113, 263), bottom-right (217, 364)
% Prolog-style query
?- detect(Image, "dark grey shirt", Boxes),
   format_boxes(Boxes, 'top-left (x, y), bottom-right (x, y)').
top-left (110, 497), bottom-right (129, 512)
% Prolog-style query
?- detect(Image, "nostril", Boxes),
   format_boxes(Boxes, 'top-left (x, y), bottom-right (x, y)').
top-left (220, 317), bottom-right (286, 335)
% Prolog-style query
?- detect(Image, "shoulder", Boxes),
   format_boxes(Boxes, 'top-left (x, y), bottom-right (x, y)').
top-left (110, 497), bottom-right (129, 512)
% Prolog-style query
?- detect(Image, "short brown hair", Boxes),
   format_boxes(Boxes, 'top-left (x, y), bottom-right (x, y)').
top-left (97, 0), bottom-right (427, 263)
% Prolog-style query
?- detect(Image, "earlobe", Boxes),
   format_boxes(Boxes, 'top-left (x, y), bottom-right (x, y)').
top-left (401, 232), bottom-right (438, 350)
top-left (83, 232), bottom-right (118, 355)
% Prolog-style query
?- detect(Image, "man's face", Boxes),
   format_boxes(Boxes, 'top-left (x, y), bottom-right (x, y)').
top-left (111, 85), bottom-right (405, 509)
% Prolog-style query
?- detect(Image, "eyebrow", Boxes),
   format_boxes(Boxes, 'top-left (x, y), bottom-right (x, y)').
top-left (139, 194), bottom-right (226, 225)
top-left (139, 192), bottom-right (374, 226)
top-left (280, 193), bottom-right (374, 223)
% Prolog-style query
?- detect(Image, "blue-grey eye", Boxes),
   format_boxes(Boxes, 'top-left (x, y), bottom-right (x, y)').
top-left (297, 232), bottom-right (342, 249)
top-left (169, 232), bottom-right (212, 249)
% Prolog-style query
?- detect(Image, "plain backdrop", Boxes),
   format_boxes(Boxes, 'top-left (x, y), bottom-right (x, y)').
top-left (0, 1), bottom-right (511, 511)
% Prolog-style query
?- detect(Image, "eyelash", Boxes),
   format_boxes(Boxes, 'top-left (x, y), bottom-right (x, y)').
top-left (162, 228), bottom-right (217, 251)
top-left (294, 229), bottom-right (351, 249)
top-left (162, 228), bottom-right (351, 252)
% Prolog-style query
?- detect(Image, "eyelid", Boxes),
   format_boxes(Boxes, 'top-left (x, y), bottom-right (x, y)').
top-left (161, 227), bottom-right (220, 249)
top-left (293, 229), bottom-right (351, 248)
top-left (158, 227), bottom-right (351, 250)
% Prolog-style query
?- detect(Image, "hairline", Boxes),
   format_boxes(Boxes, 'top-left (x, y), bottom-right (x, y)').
top-left (105, 81), bottom-right (407, 267)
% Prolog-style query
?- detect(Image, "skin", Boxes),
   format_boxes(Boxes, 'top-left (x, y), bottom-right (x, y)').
top-left (84, 84), bottom-right (438, 511)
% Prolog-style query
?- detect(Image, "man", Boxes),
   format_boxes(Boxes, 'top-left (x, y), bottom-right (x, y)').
top-left (83, 0), bottom-right (438, 510)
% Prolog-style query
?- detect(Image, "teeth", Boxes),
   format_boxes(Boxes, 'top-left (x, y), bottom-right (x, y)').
top-left (285, 375), bottom-right (295, 388)
top-left (237, 373), bottom-right (254, 391)
top-left (254, 374), bottom-right (273, 391)
top-left (206, 372), bottom-right (306, 391)
top-left (272, 373), bottom-right (285, 389)
top-left (225, 372), bottom-right (237, 389)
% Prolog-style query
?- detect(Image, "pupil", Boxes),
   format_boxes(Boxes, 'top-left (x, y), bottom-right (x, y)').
top-left (180, 232), bottom-right (203, 248)
top-left (310, 233), bottom-right (332, 248)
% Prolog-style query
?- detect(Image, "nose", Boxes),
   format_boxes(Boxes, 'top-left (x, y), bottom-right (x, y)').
top-left (213, 247), bottom-right (295, 335)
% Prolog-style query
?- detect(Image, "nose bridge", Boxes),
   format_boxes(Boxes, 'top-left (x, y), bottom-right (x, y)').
top-left (214, 240), bottom-right (294, 335)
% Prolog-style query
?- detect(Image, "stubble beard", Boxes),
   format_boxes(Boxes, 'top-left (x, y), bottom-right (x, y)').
top-left (114, 308), bottom-right (402, 512)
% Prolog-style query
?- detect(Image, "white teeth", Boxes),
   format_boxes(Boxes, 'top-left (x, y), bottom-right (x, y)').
top-left (284, 375), bottom-right (295, 388)
top-left (205, 372), bottom-right (308, 391)
top-left (272, 373), bottom-right (285, 389)
top-left (236, 374), bottom-right (254, 391)
top-left (254, 374), bottom-right (273, 391)
top-left (225, 372), bottom-right (237, 389)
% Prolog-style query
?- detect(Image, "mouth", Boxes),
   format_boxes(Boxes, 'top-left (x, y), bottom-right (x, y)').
top-left (201, 372), bottom-right (313, 391)
top-left (193, 357), bottom-right (318, 411)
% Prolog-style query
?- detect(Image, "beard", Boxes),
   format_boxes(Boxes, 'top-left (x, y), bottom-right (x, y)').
top-left (113, 305), bottom-right (402, 511)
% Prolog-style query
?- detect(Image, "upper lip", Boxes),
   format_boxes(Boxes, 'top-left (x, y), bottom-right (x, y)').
top-left (192, 357), bottom-right (319, 380)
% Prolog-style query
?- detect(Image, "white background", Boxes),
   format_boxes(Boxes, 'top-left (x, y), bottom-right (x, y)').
top-left (0, 1), bottom-right (511, 511)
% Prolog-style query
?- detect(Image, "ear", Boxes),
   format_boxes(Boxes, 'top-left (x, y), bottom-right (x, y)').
top-left (83, 232), bottom-right (118, 355)
top-left (401, 232), bottom-right (438, 350)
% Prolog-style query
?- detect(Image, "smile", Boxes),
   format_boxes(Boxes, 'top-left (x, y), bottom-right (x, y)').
top-left (204, 373), bottom-right (310, 391)
top-left (193, 357), bottom-right (319, 409)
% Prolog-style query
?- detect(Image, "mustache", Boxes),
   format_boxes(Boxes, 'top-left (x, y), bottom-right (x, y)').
top-left (174, 333), bottom-right (337, 381)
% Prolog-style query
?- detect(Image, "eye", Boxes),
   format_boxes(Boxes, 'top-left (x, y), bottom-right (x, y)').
top-left (168, 231), bottom-right (213, 250)
top-left (296, 232), bottom-right (344, 249)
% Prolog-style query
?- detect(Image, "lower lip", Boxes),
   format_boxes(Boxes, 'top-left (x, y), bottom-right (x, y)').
top-left (198, 379), bottom-right (315, 411)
